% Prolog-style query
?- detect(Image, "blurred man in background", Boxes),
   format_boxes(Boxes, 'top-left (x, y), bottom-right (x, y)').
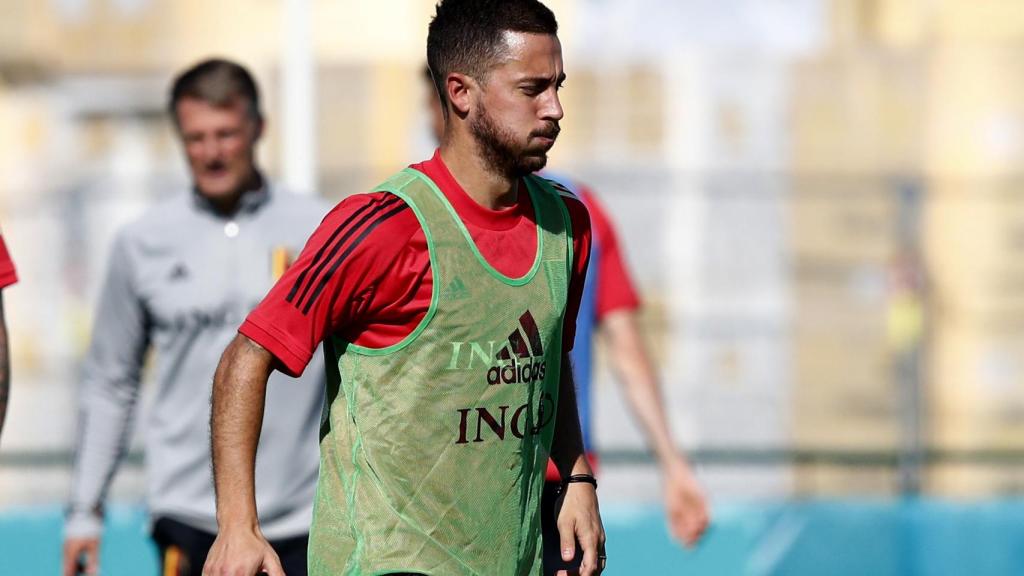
top-left (0, 234), bottom-right (16, 444)
top-left (62, 58), bottom-right (327, 576)
top-left (420, 52), bottom-right (709, 572)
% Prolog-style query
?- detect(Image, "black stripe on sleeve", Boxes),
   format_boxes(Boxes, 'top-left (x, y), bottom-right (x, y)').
top-left (286, 199), bottom-right (382, 303)
top-left (288, 195), bottom-right (403, 310)
top-left (301, 202), bottom-right (411, 315)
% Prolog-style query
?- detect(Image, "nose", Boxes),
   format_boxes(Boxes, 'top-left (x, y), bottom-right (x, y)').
top-left (201, 137), bottom-right (222, 162)
top-left (541, 87), bottom-right (564, 122)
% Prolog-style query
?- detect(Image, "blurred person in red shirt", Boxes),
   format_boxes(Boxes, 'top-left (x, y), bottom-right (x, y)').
top-left (421, 60), bottom-right (710, 574)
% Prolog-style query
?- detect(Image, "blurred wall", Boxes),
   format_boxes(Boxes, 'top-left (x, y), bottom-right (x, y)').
top-left (3, 0), bottom-right (1024, 507)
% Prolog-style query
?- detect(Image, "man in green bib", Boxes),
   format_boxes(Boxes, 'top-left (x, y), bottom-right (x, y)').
top-left (202, 1), bottom-right (605, 575)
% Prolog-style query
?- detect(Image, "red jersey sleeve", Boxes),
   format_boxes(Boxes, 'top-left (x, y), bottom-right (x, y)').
top-left (560, 192), bottom-right (592, 353)
top-left (240, 192), bottom-right (418, 376)
top-left (578, 187), bottom-right (639, 320)
top-left (0, 234), bottom-right (17, 289)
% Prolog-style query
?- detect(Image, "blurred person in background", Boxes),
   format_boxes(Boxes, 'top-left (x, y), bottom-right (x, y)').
top-left (203, 1), bottom-right (605, 574)
top-left (419, 49), bottom-right (710, 572)
top-left (62, 58), bottom-right (328, 576)
top-left (0, 233), bottom-right (16, 444)
top-left (538, 175), bottom-right (710, 569)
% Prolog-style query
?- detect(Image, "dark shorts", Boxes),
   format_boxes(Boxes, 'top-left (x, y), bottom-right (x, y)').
top-left (151, 516), bottom-right (308, 576)
top-left (542, 480), bottom-right (584, 575)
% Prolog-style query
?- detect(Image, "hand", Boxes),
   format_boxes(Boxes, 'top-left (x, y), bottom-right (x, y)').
top-left (554, 482), bottom-right (606, 576)
top-left (63, 536), bottom-right (100, 576)
top-left (202, 526), bottom-right (285, 576)
top-left (664, 462), bottom-right (709, 547)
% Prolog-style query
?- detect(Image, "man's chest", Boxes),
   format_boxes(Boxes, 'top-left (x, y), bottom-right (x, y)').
top-left (133, 222), bottom-right (304, 332)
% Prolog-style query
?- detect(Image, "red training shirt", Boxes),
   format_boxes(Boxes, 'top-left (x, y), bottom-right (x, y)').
top-left (576, 185), bottom-right (639, 321)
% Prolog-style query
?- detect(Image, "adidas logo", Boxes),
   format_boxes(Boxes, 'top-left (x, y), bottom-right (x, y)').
top-left (442, 276), bottom-right (470, 300)
top-left (487, 311), bottom-right (546, 385)
top-left (497, 310), bottom-right (545, 360)
top-left (168, 263), bottom-right (190, 282)
top-left (445, 310), bottom-right (548, 387)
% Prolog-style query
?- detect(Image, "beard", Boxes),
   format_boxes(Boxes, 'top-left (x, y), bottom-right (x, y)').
top-left (469, 103), bottom-right (559, 179)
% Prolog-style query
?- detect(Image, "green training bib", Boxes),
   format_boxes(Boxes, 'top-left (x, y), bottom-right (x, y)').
top-left (309, 168), bottom-right (573, 576)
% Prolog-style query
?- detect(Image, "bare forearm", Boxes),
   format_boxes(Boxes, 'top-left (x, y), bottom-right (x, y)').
top-left (603, 312), bottom-right (709, 545)
top-left (604, 311), bottom-right (689, 471)
top-left (210, 334), bottom-right (275, 529)
top-left (550, 354), bottom-right (592, 477)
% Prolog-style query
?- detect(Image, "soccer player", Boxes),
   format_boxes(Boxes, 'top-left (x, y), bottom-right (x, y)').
top-left (0, 233), bottom-right (16, 444)
top-left (202, 1), bottom-right (605, 575)
top-left (62, 59), bottom-right (328, 576)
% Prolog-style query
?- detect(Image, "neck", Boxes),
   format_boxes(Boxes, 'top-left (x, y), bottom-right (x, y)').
top-left (439, 139), bottom-right (518, 210)
top-left (200, 170), bottom-right (262, 216)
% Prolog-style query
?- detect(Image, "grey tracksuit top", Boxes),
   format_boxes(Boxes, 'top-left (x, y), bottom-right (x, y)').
top-left (66, 183), bottom-right (328, 539)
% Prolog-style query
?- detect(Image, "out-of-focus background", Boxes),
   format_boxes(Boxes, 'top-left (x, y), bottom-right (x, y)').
top-left (3, 0), bottom-right (1024, 574)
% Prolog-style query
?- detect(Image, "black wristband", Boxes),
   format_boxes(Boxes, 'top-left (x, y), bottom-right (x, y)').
top-left (562, 474), bottom-right (598, 490)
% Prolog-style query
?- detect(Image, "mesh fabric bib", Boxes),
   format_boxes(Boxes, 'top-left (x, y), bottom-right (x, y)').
top-left (309, 168), bottom-right (573, 576)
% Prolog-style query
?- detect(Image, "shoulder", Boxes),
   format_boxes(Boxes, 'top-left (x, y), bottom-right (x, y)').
top-left (265, 182), bottom-right (332, 222)
top-left (312, 190), bottom-right (423, 257)
top-left (119, 194), bottom-right (191, 244)
top-left (531, 173), bottom-right (584, 209)
top-left (279, 191), bottom-right (425, 298)
top-left (536, 173), bottom-right (586, 206)
top-left (98, 195), bottom-right (191, 276)
top-left (532, 175), bottom-right (591, 238)
top-left (323, 190), bottom-right (418, 229)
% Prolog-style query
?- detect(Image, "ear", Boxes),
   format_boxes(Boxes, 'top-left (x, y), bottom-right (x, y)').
top-left (446, 72), bottom-right (476, 118)
top-left (251, 116), bottom-right (265, 142)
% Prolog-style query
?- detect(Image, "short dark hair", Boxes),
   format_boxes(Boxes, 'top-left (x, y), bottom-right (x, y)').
top-left (168, 58), bottom-right (262, 125)
top-left (426, 0), bottom-right (558, 113)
